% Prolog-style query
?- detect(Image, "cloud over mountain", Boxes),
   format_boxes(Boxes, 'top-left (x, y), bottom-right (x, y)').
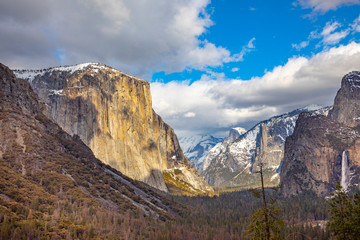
top-left (0, 0), bottom-right (251, 77)
top-left (151, 42), bottom-right (360, 137)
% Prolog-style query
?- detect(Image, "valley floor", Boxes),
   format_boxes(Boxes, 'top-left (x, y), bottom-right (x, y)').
top-left (0, 185), bottom-right (331, 240)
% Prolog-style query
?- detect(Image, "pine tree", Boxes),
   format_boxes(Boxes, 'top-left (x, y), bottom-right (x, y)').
top-left (352, 193), bottom-right (360, 237)
top-left (246, 163), bottom-right (284, 240)
top-left (327, 182), bottom-right (357, 240)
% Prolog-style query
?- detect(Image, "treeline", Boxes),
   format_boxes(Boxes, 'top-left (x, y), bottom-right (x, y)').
top-left (171, 189), bottom-right (330, 240)
top-left (1, 160), bottom-right (357, 240)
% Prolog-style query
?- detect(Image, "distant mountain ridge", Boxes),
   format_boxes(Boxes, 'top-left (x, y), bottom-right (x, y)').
top-left (179, 135), bottom-right (223, 172)
top-left (202, 105), bottom-right (330, 190)
top-left (14, 62), bottom-right (213, 195)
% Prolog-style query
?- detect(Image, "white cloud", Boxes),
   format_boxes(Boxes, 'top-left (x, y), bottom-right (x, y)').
top-left (296, 0), bottom-right (360, 12)
top-left (321, 21), bottom-right (340, 36)
top-left (0, 0), bottom-right (250, 77)
top-left (292, 41), bottom-right (309, 51)
top-left (322, 29), bottom-right (350, 45)
top-left (222, 38), bottom-right (256, 63)
top-left (231, 67), bottom-right (239, 72)
top-left (293, 20), bottom-right (351, 50)
top-left (319, 21), bottom-right (349, 45)
top-left (352, 15), bottom-right (360, 32)
top-left (184, 112), bottom-right (196, 118)
top-left (151, 42), bottom-right (360, 137)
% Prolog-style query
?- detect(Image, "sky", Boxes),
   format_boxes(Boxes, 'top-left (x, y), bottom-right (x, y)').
top-left (1, 0), bottom-right (360, 137)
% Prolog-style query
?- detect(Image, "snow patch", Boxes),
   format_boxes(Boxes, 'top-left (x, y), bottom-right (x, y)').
top-left (48, 89), bottom-right (64, 96)
top-left (14, 62), bottom-right (145, 84)
top-left (270, 173), bottom-right (279, 181)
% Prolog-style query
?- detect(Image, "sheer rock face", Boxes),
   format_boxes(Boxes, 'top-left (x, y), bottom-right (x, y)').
top-left (0, 63), bottom-right (180, 219)
top-left (280, 113), bottom-right (360, 196)
top-left (281, 72), bottom-right (360, 197)
top-left (329, 71), bottom-right (360, 127)
top-left (14, 63), bottom-right (212, 194)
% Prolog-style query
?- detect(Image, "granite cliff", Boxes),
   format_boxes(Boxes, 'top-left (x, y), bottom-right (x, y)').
top-left (14, 63), bottom-right (212, 195)
top-left (281, 72), bottom-right (360, 196)
top-left (0, 63), bottom-right (184, 238)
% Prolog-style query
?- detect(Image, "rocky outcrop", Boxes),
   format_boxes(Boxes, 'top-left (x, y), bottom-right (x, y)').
top-left (228, 127), bottom-right (247, 142)
top-left (14, 63), bottom-right (212, 194)
top-left (281, 72), bottom-right (360, 197)
top-left (329, 71), bottom-right (360, 127)
top-left (202, 106), bottom-right (328, 190)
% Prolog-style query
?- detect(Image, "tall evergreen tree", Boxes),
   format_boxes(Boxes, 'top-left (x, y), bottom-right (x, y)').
top-left (327, 181), bottom-right (360, 240)
top-left (246, 163), bottom-right (284, 240)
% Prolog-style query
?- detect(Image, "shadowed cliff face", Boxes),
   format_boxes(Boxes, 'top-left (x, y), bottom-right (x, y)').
top-left (280, 113), bottom-right (360, 196)
top-left (281, 72), bottom-right (360, 197)
top-left (14, 63), bottom-right (212, 194)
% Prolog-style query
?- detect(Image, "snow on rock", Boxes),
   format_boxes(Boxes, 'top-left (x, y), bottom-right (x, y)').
top-left (344, 71), bottom-right (360, 90)
top-left (228, 127), bottom-right (247, 142)
top-left (48, 89), bottom-right (64, 96)
top-left (179, 135), bottom-right (223, 172)
top-left (202, 105), bottom-right (331, 188)
top-left (14, 62), bottom-right (146, 85)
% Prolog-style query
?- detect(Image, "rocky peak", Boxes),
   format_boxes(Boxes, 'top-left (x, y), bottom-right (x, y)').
top-left (14, 63), bottom-right (212, 195)
top-left (228, 127), bottom-right (247, 142)
top-left (342, 71), bottom-right (360, 91)
top-left (329, 71), bottom-right (360, 127)
top-left (0, 63), bottom-right (46, 116)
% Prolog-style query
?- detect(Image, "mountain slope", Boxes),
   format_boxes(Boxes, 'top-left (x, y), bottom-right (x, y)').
top-left (179, 135), bottom-right (223, 172)
top-left (14, 63), bottom-right (212, 195)
top-left (281, 72), bottom-right (360, 196)
top-left (0, 63), bottom-right (184, 239)
top-left (202, 105), bottom-right (329, 190)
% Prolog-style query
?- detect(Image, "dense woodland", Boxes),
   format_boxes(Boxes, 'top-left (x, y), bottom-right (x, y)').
top-left (0, 182), bottom-right (335, 240)
top-left (0, 160), bottom-right (335, 240)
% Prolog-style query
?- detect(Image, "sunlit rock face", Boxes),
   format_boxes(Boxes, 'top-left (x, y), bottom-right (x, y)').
top-left (281, 72), bottom-right (360, 197)
top-left (15, 63), bottom-right (212, 194)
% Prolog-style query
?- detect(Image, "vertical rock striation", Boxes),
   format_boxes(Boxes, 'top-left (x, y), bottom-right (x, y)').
top-left (14, 63), bottom-right (212, 194)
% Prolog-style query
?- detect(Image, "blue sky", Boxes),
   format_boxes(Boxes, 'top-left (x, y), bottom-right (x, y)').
top-left (1, 0), bottom-right (360, 137)
top-left (153, 0), bottom-right (360, 83)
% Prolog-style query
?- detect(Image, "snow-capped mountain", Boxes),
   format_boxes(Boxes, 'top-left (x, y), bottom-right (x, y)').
top-left (179, 135), bottom-right (223, 172)
top-left (202, 105), bottom-right (331, 190)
